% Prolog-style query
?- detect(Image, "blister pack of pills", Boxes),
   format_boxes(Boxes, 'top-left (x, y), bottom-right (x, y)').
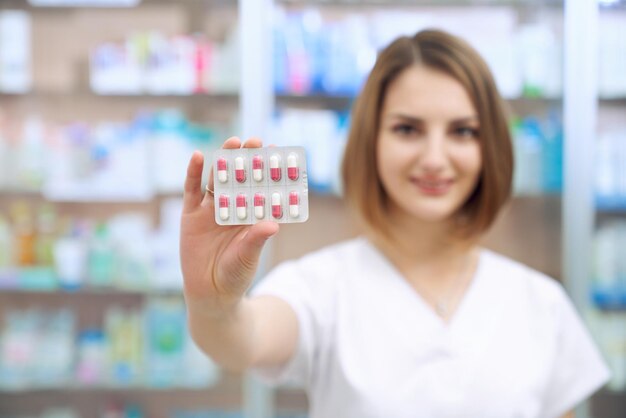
top-left (212, 147), bottom-right (309, 225)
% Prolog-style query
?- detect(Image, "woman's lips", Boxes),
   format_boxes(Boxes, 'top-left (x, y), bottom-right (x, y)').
top-left (411, 178), bottom-right (454, 195)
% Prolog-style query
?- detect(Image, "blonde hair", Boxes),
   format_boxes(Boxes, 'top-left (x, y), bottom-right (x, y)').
top-left (341, 29), bottom-right (513, 240)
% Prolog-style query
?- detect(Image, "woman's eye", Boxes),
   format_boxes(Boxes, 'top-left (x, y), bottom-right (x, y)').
top-left (454, 127), bottom-right (479, 138)
top-left (392, 124), bottom-right (417, 136)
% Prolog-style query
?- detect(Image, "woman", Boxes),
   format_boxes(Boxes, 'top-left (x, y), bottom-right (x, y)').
top-left (180, 30), bottom-right (609, 418)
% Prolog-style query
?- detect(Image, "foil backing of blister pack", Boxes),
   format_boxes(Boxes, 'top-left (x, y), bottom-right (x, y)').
top-left (212, 147), bottom-right (309, 225)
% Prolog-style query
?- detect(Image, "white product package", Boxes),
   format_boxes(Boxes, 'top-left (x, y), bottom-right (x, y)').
top-left (212, 147), bottom-right (309, 225)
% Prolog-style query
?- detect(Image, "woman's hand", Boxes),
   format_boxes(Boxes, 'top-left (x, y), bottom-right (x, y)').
top-left (180, 137), bottom-right (279, 320)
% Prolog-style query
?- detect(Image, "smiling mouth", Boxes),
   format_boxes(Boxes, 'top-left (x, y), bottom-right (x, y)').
top-left (411, 178), bottom-right (454, 194)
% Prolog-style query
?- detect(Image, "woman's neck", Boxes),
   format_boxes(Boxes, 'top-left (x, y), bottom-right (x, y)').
top-left (366, 212), bottom-right (479, 284)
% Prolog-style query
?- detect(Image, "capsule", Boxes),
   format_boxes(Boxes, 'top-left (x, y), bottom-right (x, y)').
top-left (252, 155), bottom-right (264, 182)
top-left (235, 156), bottom-right (246, 183)
top-left (289, 191), bottom-right (299, 218)
top-left (254, 193), bottom-right (265, 219)
top-left (218, 194), bottom-right (230, 221)
top-left (236, 194), bottom-right (247, 220)
top-left (287, 153), bottom-right (299, 181)
top-left (270, 154), bottom-right (281, 182)
top-left (217, 158), bottom-right (228, 183)
top-left (271, 192), bottom-right (282, 219)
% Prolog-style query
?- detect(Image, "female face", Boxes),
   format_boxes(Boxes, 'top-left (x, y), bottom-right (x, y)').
top-left (376, 65), bottom-right (482, 225)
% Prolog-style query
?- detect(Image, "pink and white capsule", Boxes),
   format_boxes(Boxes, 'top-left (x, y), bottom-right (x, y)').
top-left (236, 194), bottom-right (247, 220)
top-left (270, 154), bottom-right (281, 182)
top-left (235, 156), bottom-right (246, 183)
top-left (271, 192), bottom-right (282, 219)
top-left (217, 158), bottom-right (228, 183)
top-left (252, 155), bottom-right (264, 182)
top-left (287, 153), bottom-right (299, 181)
top-left (218, 194), bottom-right (230, 221)
top-left (289, 191), bottom-right (299, 218)
top-left (254, 193), bottom-right (265, 219)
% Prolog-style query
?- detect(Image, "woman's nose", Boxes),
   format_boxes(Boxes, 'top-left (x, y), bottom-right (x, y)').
top-left (419, 135), bottom-right (447, 172)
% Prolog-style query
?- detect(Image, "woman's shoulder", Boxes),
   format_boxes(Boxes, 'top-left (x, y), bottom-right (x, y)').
top-left (479, 248), bottom-right (569, 309)
top-left (255, 237), bottom-right (368, 302)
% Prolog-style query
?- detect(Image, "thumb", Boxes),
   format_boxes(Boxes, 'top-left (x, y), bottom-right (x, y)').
top-left (237, 221), bottom-right (280, 270)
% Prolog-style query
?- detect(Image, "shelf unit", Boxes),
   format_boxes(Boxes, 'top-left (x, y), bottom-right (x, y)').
top-left (0, 286), bottom-right (183, 296)
top-left (564, 1), bottom-right (626, 416)
top-left (0, 1), bottom-right (244, 417)
top-left (1, 0), bottom-right (624, 417)
top-left (0, 375), bottom-right (244, 418)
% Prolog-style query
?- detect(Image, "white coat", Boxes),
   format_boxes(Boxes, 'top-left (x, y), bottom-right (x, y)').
top-left (251, 237), bottom-right (610, 418)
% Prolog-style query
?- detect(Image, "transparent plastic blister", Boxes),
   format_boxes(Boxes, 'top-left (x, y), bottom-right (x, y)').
top-left (213, 147), bottom-right (309, 225)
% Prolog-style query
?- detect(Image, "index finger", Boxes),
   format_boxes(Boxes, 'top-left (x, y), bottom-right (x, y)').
top-left (183, 151), bottom-right (205, 213)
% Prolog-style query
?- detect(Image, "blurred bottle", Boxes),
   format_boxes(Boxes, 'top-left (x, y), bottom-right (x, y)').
top-left (109, 214), bottom-right (152, 290)
top-left (512, 117), bottom-right (543, 195)
top-left (102, 402), bottom-right (125, 418)
top-left (16, 115), bottom-right (45, 190)
top-left (124, 404), bottom-right (144, 418)
top-left (40, 407), bottom-right (80, 418)
top-left (145, 297), bottom-right (185, 387)
top-left (0, 10), bottom-right (31, 94)
top-left (284, 14), bottom-right (312, 95)
top-left (76, 328), bottom-right (108, 386)
top-left (35, 204), bottom-right (57, 267)
top-left (0, 111), bottom-right (8, 189)
top-left (0, 309), bottom-right (38, 388)
top-left (87, 222), bottom-right (116, 288)
top-left (10, 201), bottom-right (36, 267)
top-left (541, 110), bottom-right (563, 193)
top-left (35, 309), bottom-right (75, 386)
top-left (54, 220), bottom-right (87, 290)
top-left (0, 214), bottom-right (12, 270)
top-left (106, 307), bottom-right (142, 386)
top-left (273, 9), bottom-right (288, 95)
top-left (593, 223), bottom-right (619, 301)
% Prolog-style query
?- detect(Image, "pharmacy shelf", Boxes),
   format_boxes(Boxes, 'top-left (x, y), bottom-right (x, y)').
top-left (14, 0), bottom-right (238, 10)
top-left (513, 191), bottom-right (562, 199)
top-left (0, 373), bottom-right (241, 394)
top-left (0, 90), bottom-right (575, 103)
top-left (0, 385), bottom-right (215, 394)
top-left (278, 0), bottom-right (626, 9)
top-left (4, 90), bottom-right (624, 110)
top-left (277, 94), bottom-right (626, 107)
top-left (1, 188), bottom-right (564, 203)
top-left (0, 378), bottom-right (242, 418)
top-left (0, 286), bottom-right (183, 296)
top-left (277, 0), bottom-right (564, 8)
top-left (599, 97), bottom-right (626, 105)
top-left (0, 90), bottom-right (239, 101)
top-left (0, 189), bottom-right (41, 197)
top-left (275, 94), bottom-right (565, 113)
top-left (0, 189), bottom-right (184, 201)
top-left (276, 93), bottom-right (354, 110)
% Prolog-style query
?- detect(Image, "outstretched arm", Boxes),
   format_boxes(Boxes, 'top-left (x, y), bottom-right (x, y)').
top-left (180, 137), bottom-right (298, 371)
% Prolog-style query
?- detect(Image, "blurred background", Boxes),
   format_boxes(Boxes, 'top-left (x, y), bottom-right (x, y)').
top-left (0, 0), bottom-right (624, 417)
